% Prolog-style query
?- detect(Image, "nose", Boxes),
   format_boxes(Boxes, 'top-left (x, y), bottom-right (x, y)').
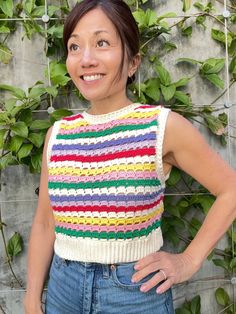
top-left (80, 47), bottom-right (98, 68)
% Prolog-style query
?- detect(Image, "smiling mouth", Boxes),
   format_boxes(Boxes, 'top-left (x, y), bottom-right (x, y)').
top-left (81, 74), bottom-right (105, 82)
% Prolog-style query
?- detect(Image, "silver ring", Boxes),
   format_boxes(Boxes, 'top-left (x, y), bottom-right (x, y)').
top-left (159, 269), bottom-right (167, 280)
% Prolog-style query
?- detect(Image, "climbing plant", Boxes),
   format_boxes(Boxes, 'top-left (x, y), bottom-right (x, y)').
top-left (0, 0), bottom-right (236, 312)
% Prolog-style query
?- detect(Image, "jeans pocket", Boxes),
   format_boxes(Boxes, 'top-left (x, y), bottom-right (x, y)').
top-left (50, 254), bottom-right (69, 275)
top-left (111, 261), bottom-right (157, 290)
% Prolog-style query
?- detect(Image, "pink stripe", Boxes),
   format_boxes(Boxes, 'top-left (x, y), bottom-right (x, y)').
top-left (56, 214), bottom-right (162, 232)
top-left (49, 171), bottom-right (157, 183)
top-left (60, 116), bottom-right (156, 135)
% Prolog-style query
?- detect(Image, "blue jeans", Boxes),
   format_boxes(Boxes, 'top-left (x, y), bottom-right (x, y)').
top-left (45, 253), bottom-right (174, 314)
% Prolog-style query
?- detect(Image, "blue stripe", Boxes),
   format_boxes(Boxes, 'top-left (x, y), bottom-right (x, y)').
top-left (49, 189), bottom-right (164, 203)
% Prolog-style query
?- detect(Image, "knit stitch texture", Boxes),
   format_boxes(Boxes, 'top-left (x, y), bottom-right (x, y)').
top-left (47, 103), bottom-right (170, 263)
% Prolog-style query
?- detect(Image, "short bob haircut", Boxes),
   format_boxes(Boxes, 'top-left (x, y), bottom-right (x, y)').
top-left (63, 0), bottom-right (140, 85)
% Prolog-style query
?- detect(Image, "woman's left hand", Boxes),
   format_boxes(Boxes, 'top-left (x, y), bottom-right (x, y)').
top-left (131, 251), bottom-right (201, 294)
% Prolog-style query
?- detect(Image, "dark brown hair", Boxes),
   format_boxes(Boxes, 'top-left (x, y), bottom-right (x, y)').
top-left (63, 0), bottom-right (140, 85)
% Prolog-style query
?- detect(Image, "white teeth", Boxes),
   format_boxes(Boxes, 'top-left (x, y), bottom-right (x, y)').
top-left (83, 74), bottom-right (103, 81)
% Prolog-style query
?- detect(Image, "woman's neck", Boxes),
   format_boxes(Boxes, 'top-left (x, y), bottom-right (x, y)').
top-left (87, 95), bottom-right (132, 115)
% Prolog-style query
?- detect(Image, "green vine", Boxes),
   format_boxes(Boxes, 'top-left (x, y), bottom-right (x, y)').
top-left (0, 0), bottom-right (236, 312)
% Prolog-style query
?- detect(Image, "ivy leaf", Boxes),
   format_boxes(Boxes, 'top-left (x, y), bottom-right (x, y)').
top-left (0, 84), bottom-right (25, 99)
top-left (160, 84), bottom-right (176, 101)
top-left (0, 43), bottom-right (13, 64)
top-left (17, 143), bottom-right (33, 159)
top-left (11, 121), bottom-right (28, 138)
top-left (230, 257), bottom-right (236, 269)
top-left (201, 58), bottom-right (225, 74)
top-left (28, 86), bottom-right (45, 99)
top-left (229, 56), bottom-right (236, 76)
top-left (31, 152), bottom-right (42, 172)
top-left (0, 25), bottom-right (10, 33)
top-left (190, 295), bottom-right (201, 314)
top-left (157, 12), bottom-right (177, 22)
top-left (30, 120), bottom-right (51, 130)
top-left (143, 78), bottom-right (160, 101)
top-left (181, 26), bottom-right (192, 37)
top-left (197, 195), bottom-right (215, 214)
top-left (189, 218), bottom-right (201, 238)
top-left (18, 109), bottom-right (33, 126)
top-left (167, 167), bottom-right (181, 186)
top-left (28, 132), bottom-right (45, 148)
top-left (211, 29), bottom-right (233, 47)
top-left (163, 41), bottom-right (177, 52)
top-left (174, 77), bottom-right (191, 87)
top-left (177, 58), bottom-right (201, 65)
top-left (203, 113), bottom-right (225, 135)
top-left (204, 74), bottom-right (224, 89)
top-left (212, 259), bottom-right (230, 272)
top-left (9, 136), bottom-right (24, 152)
top-left (215, 288), bottom-right (230, 306)
top-left (47, 25), bottom-right (64, 39)
top-left (182, 0), bottom-right (192, 12)
top-left (0, 152), bottom-right (16, 169)
top-left (7, 232), bottom-right (23, 260)
top-left (23, 0), bottom-right (35, 14)
top-left (0, 129), bottom-right (7, 148)
top-left (51, 75), bottom-right (71, 86)
top-left (174, 91), bottom-right (190, 105)
top-left (50, 109), bottom-right (73, 121)
top-left (0, 0), bottom-right (14, 17)
top-left (31, 5), bottom-right (59, 17)
top-left (45, 86), bottom-right (58, 98)
top-left (156, 65), bottom-right (171, 86)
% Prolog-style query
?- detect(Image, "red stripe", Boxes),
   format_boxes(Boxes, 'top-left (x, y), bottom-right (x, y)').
top-left (135, 105), bottom-right (152, 109)
top-left (53, 195), bottom-right (164, 213)
top-left (63, 114), bottom-right (83, 121)
top-left (51, 147), bottom-right (156, 163)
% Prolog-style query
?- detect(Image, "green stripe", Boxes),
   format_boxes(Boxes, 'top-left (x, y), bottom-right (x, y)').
top-left (57, 119), bottom-right (157, 139)
top-left (55, 220), bottom-right (161, 240)
top-left (49, 178), bottom-right (160, 190)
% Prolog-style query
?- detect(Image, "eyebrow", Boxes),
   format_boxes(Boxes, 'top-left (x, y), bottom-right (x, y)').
top-left (69, 30), bottom-right (109, 39)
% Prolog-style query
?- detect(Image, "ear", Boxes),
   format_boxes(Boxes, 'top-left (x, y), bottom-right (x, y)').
top-left (128, 53), bottom-right (141, 78)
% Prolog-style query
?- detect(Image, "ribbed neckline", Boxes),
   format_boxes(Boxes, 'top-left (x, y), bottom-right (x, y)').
top-left (82, 103), bottom-right (140, 124)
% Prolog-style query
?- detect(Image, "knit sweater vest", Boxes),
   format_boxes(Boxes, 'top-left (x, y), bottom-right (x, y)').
top-left (47, 103), bottom-right (170, 264)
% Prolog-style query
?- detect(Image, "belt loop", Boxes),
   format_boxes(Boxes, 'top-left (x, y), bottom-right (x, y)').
top-left (102, 264), bottom-right (110, 279)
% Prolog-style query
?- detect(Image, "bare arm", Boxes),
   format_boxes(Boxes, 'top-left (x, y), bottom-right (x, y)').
top-left (132, 112), bottom-right (236, 293)
top-left (24, 127), bottom-right (55, 313)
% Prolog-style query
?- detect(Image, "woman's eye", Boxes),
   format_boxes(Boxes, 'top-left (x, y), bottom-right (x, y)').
top-left (69, 43), bottom-right (79, 52)
top-left (96, 40), bottom-right (109, 48)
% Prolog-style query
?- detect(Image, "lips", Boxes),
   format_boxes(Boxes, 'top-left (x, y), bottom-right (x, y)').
top-left (81, 74), bottom-right (105, 81)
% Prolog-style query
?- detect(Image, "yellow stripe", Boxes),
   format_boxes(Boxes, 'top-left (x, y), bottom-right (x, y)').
top-left (49, 163), bottom-right (156, 176)
top-left (54, 205), bottom-right (164, 226)
top-left (120, 109), bottom-right (160, 120)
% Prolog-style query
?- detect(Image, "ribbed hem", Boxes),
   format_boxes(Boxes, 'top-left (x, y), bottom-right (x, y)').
top-left (54, 228), bottom-right (163, 264)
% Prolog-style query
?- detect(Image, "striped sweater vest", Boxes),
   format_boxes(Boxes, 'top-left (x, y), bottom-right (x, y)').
top-left (47, 103), bottom-right (170, 263)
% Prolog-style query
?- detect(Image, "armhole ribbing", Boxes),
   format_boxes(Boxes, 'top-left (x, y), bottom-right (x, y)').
top-left (47, 120), bottom-right (61, 166)
top-left (156, 107), bottom-right (170, 186)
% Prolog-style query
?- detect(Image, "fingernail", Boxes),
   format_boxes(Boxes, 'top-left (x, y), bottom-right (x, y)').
top-left (134, 264), bottom-right (140, 270)
top-left (131, 277), bottom-right (136, 283)
top-left (156, 288), bottom-right (161, 294)
top-left (140, 285), bottom-right (147, 292)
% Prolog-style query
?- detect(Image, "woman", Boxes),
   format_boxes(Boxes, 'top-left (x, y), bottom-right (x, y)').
top-left (24, 1), bottom-right (236, 313)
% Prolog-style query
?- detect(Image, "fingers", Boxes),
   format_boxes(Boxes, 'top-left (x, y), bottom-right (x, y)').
top-left (156, 278), bottom-right (172, 294)
top-left (138, 271), bottom-right (166, 293)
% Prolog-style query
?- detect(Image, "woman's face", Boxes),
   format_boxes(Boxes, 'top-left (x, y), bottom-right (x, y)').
top-left (66, 8), bottom-right (134, 104)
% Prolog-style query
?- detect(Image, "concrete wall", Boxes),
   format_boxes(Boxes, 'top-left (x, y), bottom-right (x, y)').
top-left (0, 0), bottom-right (235, 313)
